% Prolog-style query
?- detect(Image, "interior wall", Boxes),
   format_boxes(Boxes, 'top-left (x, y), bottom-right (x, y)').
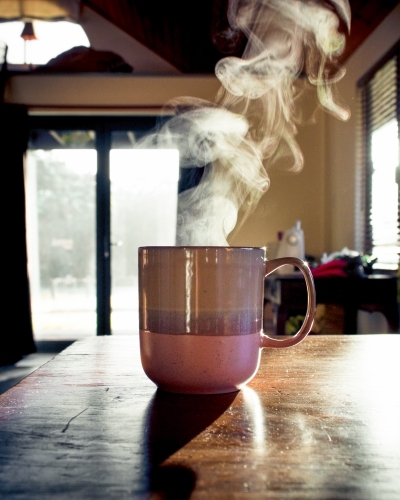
top-left (229, 84), bottom-right (327, 260)
top-left (5, 72), bottom-right (327, 258)
top-left (5, 4), bottom-right (399, 259)
top-left (4, 75), bottom-right (221, 110)
top-left (324, 4), bottom-right (400, 254)
top-left (231, 4), bottom-right (400, 259)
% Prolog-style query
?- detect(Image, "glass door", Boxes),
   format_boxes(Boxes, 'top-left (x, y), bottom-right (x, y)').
top-left (25, 117), bottom-right (180, 339)
top-left (110, 132), bottom-right (179, 334)
top-left (25, 130), bottom-right (97, 340)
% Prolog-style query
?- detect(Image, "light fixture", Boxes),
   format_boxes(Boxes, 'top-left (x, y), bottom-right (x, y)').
top-left (20, 21), bottom-right (37, 41)
top-left (20, 21), bottom-right (37, 67)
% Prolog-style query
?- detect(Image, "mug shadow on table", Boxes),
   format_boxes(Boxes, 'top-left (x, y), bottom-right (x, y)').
top-left (142, 389), bottom-right (238, 499)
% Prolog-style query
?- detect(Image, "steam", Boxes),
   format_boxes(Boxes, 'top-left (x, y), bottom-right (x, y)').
top-left (137, 0), bottom-right (351, 245)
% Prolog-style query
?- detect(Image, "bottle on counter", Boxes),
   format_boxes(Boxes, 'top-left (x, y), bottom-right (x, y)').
top-left (275, 221), bottom-right (305, 274)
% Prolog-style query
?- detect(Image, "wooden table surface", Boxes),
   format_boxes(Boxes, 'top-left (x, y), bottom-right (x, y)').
top-left (1, 335), bottom-right (399, 499)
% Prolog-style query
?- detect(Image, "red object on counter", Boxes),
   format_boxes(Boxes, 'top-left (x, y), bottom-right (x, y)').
top-left (311, 259), bottom-right (348, 278)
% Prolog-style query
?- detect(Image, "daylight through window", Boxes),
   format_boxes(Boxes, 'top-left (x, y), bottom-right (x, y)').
top-left (359, 46), bottom-right (400, 270)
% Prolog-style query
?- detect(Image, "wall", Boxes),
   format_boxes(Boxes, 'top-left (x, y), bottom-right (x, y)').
top-left (5, 3), bottom-right (400, 258)
top-left (229, 89), bottom-right (327, 260)
top-left (324, 4), bottom-right (400, 254)
top-left (4, 75), bottom-right (221, 112)
top-left (5, 72), bottom-right (326, 258)
top-left (231, 4), bottom-right (400, 258)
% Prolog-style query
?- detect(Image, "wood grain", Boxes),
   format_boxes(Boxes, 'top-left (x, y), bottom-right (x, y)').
top-left (1, 335), bottom-right (399, 499)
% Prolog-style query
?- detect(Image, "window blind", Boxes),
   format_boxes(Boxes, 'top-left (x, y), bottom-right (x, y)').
top-left (358, 43), bottom-right (399, 270)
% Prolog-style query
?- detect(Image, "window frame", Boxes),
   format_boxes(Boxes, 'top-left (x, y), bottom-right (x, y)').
top-left (357, 40), bottom-right (400, 271)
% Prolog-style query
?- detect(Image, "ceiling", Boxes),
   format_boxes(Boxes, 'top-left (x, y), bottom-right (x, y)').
top-left (82, 0), bottom-right (400, 74)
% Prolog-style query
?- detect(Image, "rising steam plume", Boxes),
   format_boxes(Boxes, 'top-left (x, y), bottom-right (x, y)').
top-left (137, 0), bottom-right (351, 245)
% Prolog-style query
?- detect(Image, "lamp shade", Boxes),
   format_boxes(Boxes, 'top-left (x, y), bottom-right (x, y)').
top-left (20, 21), bottom-right (37, 40)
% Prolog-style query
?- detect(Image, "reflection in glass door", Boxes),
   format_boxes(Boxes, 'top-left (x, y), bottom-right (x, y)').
top-left (110, 141), bottom-right (179, 334)
top-left (25, 131), bottom-right (97, 340)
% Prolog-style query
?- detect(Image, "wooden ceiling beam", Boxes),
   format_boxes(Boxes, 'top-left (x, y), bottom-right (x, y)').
top-left (82, 0), bottom-right (400, 74)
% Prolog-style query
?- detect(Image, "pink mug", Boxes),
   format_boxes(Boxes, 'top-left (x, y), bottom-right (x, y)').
top-left (139, 246), bottom-right (315, 394)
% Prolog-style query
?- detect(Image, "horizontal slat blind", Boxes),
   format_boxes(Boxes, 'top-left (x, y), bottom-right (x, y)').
top-left (359, 47), bottom-right (399, 270)
top-left (369, 58), bottom-right (397, 130)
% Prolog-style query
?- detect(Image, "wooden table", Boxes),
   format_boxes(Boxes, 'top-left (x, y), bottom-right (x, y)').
top-left (265, 274), bottom-right (399, 335)
top-left (1, 335), bottom-right (399, 499)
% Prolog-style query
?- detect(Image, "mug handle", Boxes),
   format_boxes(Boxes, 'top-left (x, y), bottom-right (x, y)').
top-left (261, 257), bottom-right (316, 348)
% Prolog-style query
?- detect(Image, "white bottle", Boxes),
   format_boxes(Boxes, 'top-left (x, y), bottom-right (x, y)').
top-left (275, 221), bottom-right (305, 274)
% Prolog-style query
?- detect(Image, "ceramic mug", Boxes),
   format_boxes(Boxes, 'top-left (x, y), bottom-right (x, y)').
top-left (138, 246), bottom-right (315, 394)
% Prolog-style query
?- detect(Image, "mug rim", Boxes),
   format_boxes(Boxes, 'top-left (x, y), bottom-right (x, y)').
top-left (139, 246), bottom-right (266, 250)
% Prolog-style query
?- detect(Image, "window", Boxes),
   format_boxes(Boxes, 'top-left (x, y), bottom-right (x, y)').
top-left (358, 43), bottom-right (400, 270)
top-left (0, 20), bottom-right (89, 66)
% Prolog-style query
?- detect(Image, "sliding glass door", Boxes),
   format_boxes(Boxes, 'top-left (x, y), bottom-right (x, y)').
top-left (26, 130), bottom-right (97, 340)
top-left (26, 116), bottom-right (179, 339)
top-left (110, 139), bottom-right (179, 334)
